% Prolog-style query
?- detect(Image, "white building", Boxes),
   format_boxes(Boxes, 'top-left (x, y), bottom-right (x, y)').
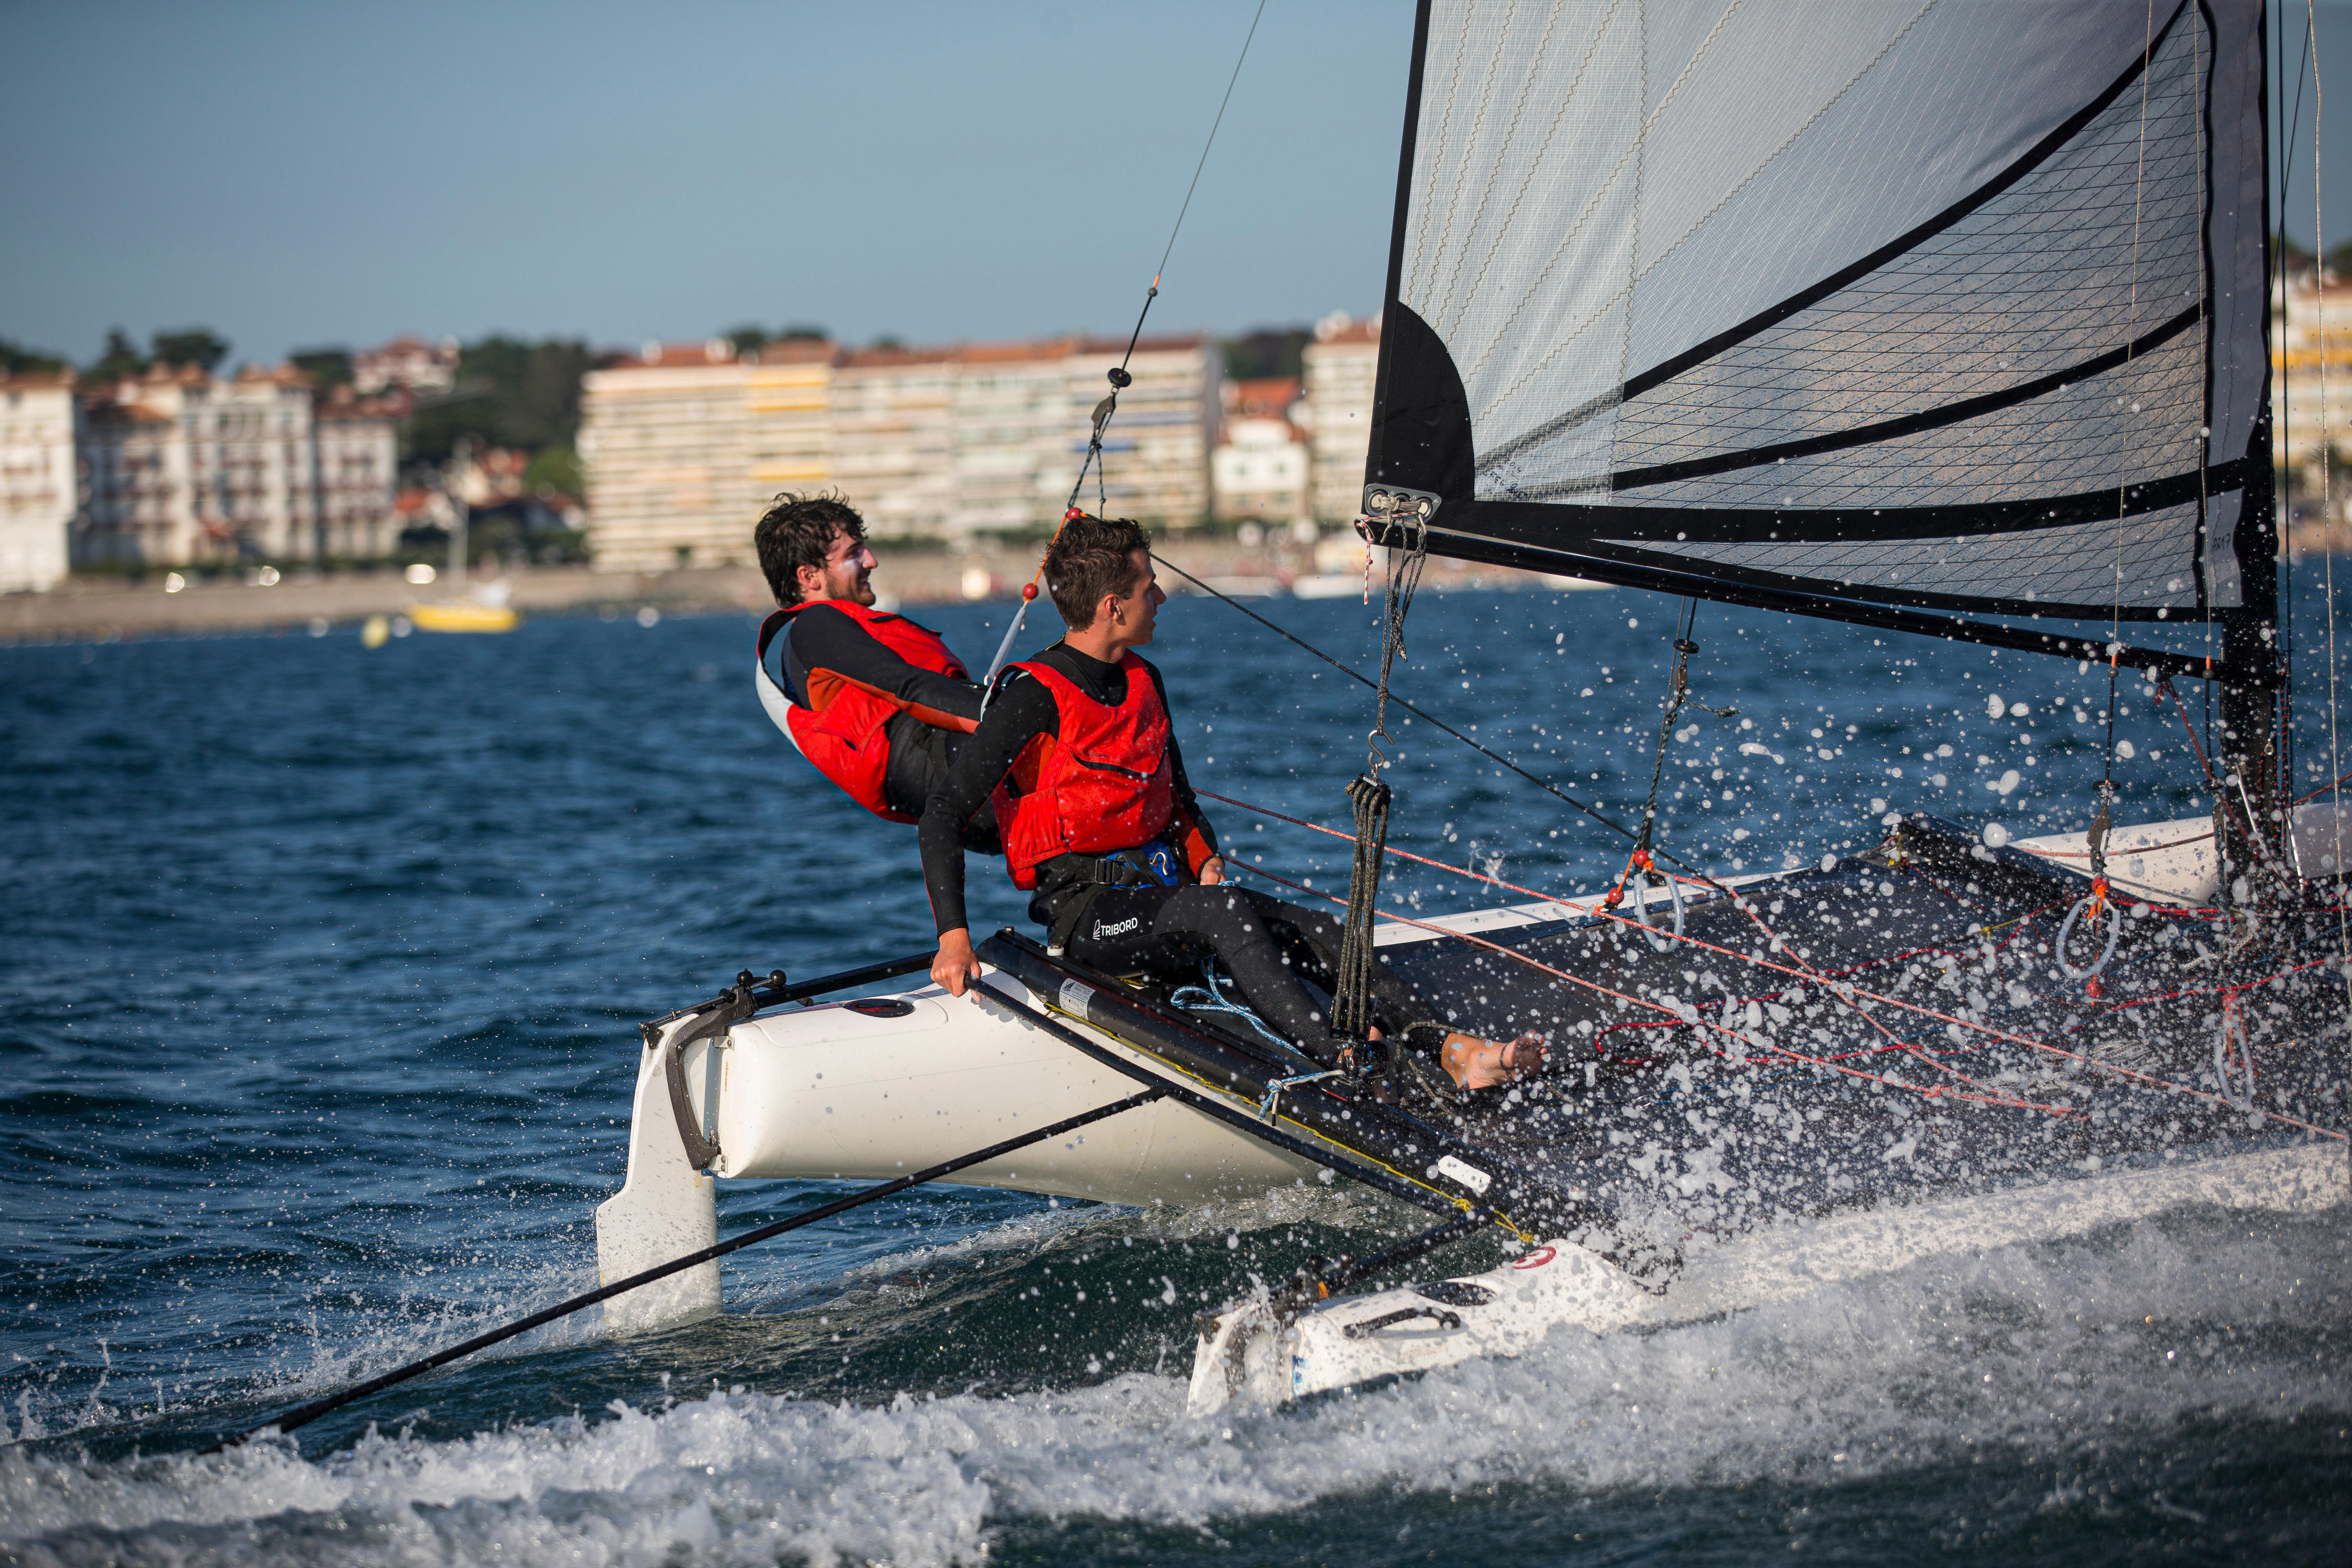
top-left (577, 339), bottom-right (758, 572)
top-left (1212, 377), bottom-right (1308, 523)
top-left (1069, 335), bottom-right (1218, 528)
top-left (354, 334), bottom-right (459, 397)
top-left (949, 338), bottom-right (1078, 537)
top-left (746, 338), bottom-right (834, 509)
top-left (314, 392), bottom-right (402, 559)
top-left (1302, 310), bottom-right (1381, 522)
top-left (831, 345), bottom-right (957, 539)
top-left (76, 364), bottom-right (397, 568)
top-left (2274, 269), bottom-right (2352, 471)
top-left (0, 372), bottom-right (75, 592)
top-left (578, 330), bottom-right (1223, 568)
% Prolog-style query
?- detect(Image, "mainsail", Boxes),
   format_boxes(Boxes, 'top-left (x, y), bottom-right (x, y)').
top-left (1365, 0), bottom-right (2273, 661)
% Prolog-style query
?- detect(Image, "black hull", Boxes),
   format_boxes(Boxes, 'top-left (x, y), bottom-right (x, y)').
top-left (985, 815), bottom-right (2347, 1273)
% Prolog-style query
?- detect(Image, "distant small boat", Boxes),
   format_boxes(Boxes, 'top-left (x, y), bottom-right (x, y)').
top-left (1288, 573), bottom-right (1366, 600)
top-left (414, 606), bottom-right (524, 634)
top-left (409, 600), bottom-right (520, 634)
top-left (1191, 574), bottom-right (1281, 598)
top-left (410, 564), bottom-right (519, 633)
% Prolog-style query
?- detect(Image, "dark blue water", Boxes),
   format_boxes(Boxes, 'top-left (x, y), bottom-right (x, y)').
top-left (3, 581), bottom-right (2348, 1565)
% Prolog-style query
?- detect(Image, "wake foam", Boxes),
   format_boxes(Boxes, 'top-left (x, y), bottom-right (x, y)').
top-left (3, 1206), bottom-right (2344, 1566)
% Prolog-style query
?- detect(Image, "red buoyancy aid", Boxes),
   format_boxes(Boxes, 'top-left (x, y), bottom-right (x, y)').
top-left (754, 598), bottom-right (977, 823)
top-left (1000, 653), bottom-right (1176, 890)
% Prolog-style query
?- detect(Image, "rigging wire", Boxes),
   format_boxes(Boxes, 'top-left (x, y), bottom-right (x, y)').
top-left (2073, 0), bottom-right (2160, 988)
top-left (1156, 546), bottom-right (2340, 1121)
top-left (980, 0), bottom-right (1269, 687)
top-left (2308, 0), bottom-right (2350, 1000)
top-left (2201, 3), bottom-right (2219, 900)
top-left (2272, 1), bottom-right (2318, 876)
top-left (1150, 549), bottom-right (1644, 847)
top-left (1208, 792), bottom-right (2346, 1140)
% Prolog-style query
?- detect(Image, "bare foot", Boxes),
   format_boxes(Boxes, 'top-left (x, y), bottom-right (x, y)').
top-left (1441, 1031), bottom-right (1547, 1091)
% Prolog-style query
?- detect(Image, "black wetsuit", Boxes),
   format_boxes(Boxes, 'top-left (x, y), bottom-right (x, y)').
top-left (780, 601), bottom-right (997, 843)
top-left (919, 641), bottom-right (1440, 1064)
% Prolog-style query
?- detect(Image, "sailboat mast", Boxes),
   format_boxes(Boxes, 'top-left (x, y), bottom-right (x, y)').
top-left (2215, 0), bottom-right (2287, 888)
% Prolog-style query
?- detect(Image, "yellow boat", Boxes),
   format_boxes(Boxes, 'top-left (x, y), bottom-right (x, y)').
top-left (408, 600), bottom-right (520, 634)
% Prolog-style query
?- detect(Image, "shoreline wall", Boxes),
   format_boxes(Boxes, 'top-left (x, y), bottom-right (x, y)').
top-left (0, 538), bottom-right (1546, 645)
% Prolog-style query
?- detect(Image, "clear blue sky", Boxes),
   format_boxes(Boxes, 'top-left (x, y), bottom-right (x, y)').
top-left (3, 0), bottom-right (2348, 370)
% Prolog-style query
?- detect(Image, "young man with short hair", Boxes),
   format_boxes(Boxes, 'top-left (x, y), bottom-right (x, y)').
top-left (918, 513), bottom-right (1542, 1092)
top-left (753, 492), bottom-right (996, 846)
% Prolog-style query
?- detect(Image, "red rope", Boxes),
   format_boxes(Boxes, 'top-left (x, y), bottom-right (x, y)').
top-left (1200, 787), bottom-right (2348, 1140)
top-left (1226, 857), bottom-right (2080, 1117)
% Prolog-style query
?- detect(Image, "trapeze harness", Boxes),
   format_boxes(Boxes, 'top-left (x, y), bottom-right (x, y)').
top-left (1000, 652), bottom-right (1193, 895)
top-left (754, 599), bottom-right (978, 823)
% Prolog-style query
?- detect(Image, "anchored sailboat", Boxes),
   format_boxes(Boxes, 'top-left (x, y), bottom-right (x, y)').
top-left (596, 0), bottom-right (2347, 1410)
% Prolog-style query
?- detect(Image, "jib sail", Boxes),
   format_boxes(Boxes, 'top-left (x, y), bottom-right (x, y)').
top-left (1364, 0), bottom-right (2273, 644)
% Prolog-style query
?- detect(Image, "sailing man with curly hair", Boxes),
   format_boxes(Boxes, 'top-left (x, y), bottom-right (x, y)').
top-left (918, 512), bottom-right (1543, 1091)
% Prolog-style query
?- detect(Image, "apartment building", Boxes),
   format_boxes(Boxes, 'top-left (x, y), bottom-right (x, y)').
top-left (581, 331), bottom-right (1220, 566)
top-left (1067, 336), bottom-right (1218, 527)
top-left (1302, 310), bottom-right (1381, 522)
top-left (315, 391), bottom-right (403, 559)
top-left (0, 372), bottom-right (75, 592)
top-left (747, 338), bottom-right (834, 507)
top-left (950, 339), bottom-right (1077, 537)
top-left (577, 339), bottom-right (760, 572)
top-left (1212, 376), bottom-right (1307, 523)
top-left (2274, 269), bottom-right (2352, 470)
top-left (75, 363), bottom-right (398, 567)
top-left (830, 346), bottom-right (956, 539)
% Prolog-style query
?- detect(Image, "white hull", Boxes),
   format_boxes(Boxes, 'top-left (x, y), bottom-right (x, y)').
top-left (707, 984), bottom-right (1313, 1201)
top-left (594, 970), bottom-right (1317, 1333)
top-left (594, 813), bottom-right (2232, 1339)
top-left (1189, 1137), bottom-right (2349, 1415)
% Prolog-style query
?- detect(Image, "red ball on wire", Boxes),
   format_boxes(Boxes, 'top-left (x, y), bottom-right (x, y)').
top-left (1022, 583), bottom-right (1039, 602)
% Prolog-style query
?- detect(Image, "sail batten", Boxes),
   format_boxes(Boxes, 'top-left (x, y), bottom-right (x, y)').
top-left (1367, 0), bottom-right (2271, 634)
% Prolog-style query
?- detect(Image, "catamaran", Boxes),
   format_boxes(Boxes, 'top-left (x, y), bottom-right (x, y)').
top-left (597, 0), bottom-right (2348, 1416)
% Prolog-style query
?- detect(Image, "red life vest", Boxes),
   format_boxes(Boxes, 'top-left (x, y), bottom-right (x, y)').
top-left (754, 598), bottom-right (976, 823)
top-left (1000, 652), bottom-right (1176, 890)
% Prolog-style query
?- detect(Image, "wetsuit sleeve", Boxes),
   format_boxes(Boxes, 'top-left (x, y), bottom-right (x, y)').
top-left (1145, 662), bottom-right (1220, 875)
top-left (789, 602), bottom-right (985, 730)
top-left (919, 670), bottom-right (1059, 936)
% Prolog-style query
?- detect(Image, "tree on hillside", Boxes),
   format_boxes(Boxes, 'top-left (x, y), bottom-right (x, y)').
top-left (523, 443), bottom-right (584, 497)
top-left (724, 323), bottom-right (828, 357)
top-left (87, 328), bottom-right (145, 382)
top-left (290, 347), bottom-right (354, 392)
top-left (1221, 327), bottom-right (1311, 382)
top-left (0, 338), bottom-right (69, 376)
top-left (403, 336), bottom-right (593, 462)
top-left (151, 328), bottom-right (229, 372)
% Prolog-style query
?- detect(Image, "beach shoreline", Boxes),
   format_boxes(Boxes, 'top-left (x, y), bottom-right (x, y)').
top-left (0, 538), bottom-right (1584, 645)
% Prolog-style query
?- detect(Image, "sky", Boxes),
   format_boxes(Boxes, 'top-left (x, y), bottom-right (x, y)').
top-left (4, 0), bottom-right (2351, 371)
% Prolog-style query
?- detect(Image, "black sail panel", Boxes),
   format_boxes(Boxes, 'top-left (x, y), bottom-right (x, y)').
top-left (1365, 0), bottom-right (2271, 628)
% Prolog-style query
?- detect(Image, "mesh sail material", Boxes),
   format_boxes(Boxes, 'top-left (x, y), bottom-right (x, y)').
top-left (1374, 0), bottom-right (2269, 622)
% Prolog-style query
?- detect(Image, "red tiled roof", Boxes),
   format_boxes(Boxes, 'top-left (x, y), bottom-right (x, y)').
top-left (959, 337), bottom-right (1079, 364)
top-left (1311, 315), bottom-right (1382, 346)
top-left (758, 338), bottom-right (836, 365)
top-left (1223, 376), bottom-right (1302, 417)
top-left (836, 343), bottom-right (958, 369)
top-left (608, 340), bottom-right (743, 369)
top-left (1077, 334), bottom-right (1205, 356)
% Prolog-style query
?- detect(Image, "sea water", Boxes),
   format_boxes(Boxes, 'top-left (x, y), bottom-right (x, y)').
top-left (3, 583), bottom-right (2347, 1564)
